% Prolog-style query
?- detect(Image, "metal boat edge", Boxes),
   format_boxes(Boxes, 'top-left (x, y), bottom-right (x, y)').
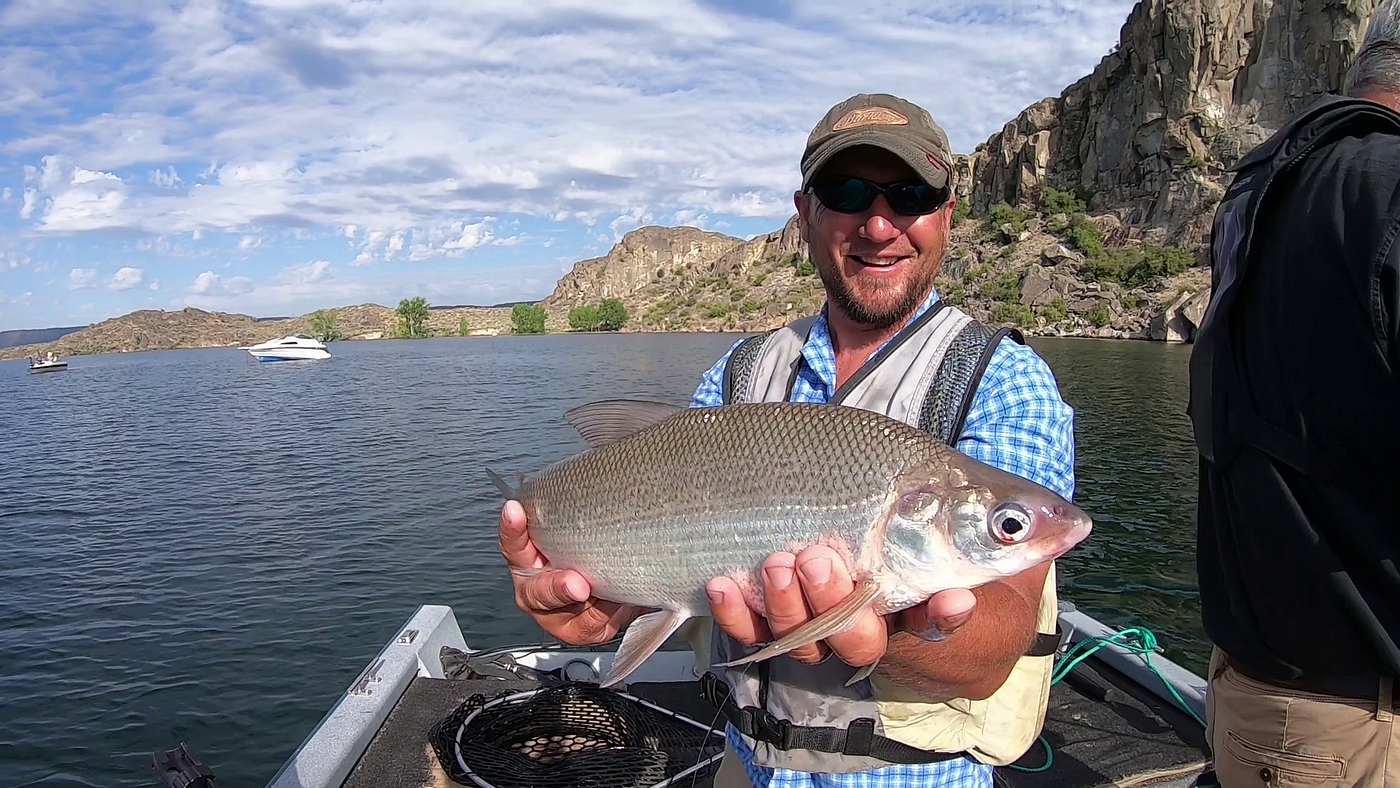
top-left (264, 605), bottom-right (467, 788)
top-left (263, 601), bottom-right (1210, 788)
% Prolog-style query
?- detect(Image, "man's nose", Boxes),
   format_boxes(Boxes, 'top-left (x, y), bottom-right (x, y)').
top-left (859, 198), bottom-right (902, 242)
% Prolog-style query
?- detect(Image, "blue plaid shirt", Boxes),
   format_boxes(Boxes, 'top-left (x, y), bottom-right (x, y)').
top-left (688, 288), bottom-right (1076, 788)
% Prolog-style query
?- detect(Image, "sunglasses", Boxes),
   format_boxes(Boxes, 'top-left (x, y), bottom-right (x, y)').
top-left (809, 176), bottom-right (949, 216)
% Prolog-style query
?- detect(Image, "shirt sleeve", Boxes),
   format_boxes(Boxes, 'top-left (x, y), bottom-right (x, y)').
top-left (956, 338), bottom-right (1077, 501)
top-left (689, 339), bottom-right (745, 409)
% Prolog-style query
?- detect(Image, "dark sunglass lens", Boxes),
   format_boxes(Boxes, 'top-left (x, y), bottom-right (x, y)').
top-left (888, 183), bottom-right (944, 214)
top-left (814, 178), bottom-right (878, 212)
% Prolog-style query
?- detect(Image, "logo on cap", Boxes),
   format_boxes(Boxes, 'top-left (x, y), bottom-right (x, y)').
top-left (832, 107), bottom-right (908, 131)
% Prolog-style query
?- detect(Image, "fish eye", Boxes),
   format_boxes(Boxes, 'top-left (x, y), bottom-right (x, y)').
top-left (989, 503), bottom-right (1033, 544)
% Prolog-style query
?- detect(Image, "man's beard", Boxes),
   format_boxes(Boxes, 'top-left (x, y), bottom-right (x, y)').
top-left (815, 254), bottom-right (940, 329)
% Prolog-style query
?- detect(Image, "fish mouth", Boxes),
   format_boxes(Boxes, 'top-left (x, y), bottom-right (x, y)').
top-left (1025, 519), bottom-right (1094, 564)
top-left (1052, 520), bottom-right (1094, 558)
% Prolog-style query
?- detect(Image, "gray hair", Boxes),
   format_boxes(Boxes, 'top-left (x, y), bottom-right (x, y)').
top-left (1345, 0), bottom-right (1400, 96)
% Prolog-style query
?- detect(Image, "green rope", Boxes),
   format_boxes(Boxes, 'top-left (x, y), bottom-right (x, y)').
top-left (1008, 625), bottom-right (1208, 774)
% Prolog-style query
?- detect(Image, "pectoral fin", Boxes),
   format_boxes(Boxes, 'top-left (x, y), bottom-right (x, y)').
top-left (846, 659), bottom-right (879, 686)
top-left (717, 575), bottom-right (883, 668)
top-left (600, 609), bottom-right (690, 688)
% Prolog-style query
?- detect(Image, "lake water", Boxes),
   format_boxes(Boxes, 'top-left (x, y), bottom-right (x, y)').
top-left (0, 333), bottom-right (1203, 788)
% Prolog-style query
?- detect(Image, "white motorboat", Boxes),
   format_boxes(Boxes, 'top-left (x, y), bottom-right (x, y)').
top-left (240, 334), bottom-right (331, 362)
top-left (28, 353), bottom-right (68, 373)
top-left (149, 601), bottom-right (1215, 788)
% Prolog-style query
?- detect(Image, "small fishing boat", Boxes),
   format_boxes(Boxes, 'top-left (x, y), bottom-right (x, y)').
top-left (152, 602), bottom-right (1214, 788)
top-left (28, 353), bottom-right (68, 373)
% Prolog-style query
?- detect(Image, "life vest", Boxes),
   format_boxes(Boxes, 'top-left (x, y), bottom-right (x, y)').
top-left (695, 300), bottom-right (1063, 773)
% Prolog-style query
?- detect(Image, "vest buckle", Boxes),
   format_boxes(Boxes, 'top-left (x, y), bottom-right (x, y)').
top-left (751, 709), bottom-right (794, 749)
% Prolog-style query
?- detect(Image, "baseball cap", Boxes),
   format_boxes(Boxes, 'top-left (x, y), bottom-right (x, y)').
top-left (800, 93), bottom-right (954, 191)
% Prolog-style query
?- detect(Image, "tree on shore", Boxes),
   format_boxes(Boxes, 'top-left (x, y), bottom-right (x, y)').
top-left (511, 303), bottom-right (546, 334)
top-left (568, 305), bottom-right (600, 331)
top-left (396, 296), bottom-right (430, 338)
top-left (598, 298), bottom-right (628, 330)
top-left (310, 309), bottom-right (341, 342)
top-left (568, 298), bottom-right (629, 331)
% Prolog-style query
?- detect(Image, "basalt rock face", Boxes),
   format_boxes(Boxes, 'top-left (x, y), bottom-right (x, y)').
top-left (541, 225), bottom-right (744, 311)
top-left (957, 0), bottom-right (1380, 250)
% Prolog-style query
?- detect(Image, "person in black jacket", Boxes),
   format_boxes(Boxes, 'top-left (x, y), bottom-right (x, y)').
top-left (1189, 2), bottom-right (1400, 784)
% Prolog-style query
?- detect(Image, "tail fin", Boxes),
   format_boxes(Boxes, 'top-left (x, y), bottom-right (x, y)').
top-left (486, 468), bottom-right (522, 501)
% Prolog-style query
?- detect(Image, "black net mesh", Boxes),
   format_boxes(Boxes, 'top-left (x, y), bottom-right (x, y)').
top-left (429, 682), bottom-right (725, 788)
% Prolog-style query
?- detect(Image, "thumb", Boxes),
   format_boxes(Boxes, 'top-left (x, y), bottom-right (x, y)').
top-left (905, 588), bottom-right (977, 641)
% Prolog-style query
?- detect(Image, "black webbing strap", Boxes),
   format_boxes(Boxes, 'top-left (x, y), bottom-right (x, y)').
top-left (699, 672), bottom-right (966, 764)
top-left (1026, 622), bottom-right (1065, 657)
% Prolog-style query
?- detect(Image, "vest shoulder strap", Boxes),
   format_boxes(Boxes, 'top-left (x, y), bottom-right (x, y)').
top-left (722, 329), bottom-right (779, 406)
top-left (918, 321), bottom-right (1025, 446)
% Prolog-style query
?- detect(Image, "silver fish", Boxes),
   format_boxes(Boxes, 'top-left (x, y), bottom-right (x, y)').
top-left (489, 399), bottom-right (1092, 688)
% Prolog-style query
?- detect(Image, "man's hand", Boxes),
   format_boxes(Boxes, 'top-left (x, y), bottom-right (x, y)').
top-left (499, 501), bottom-right (643, 645)
top-left (704, 545), bottom-right (979, 668)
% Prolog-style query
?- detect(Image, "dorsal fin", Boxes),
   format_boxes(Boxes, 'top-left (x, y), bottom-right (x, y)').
top-left (564, 399), bottom-right (684, 449)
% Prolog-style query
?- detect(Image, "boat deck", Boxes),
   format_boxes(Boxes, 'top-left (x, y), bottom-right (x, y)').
top-left (339, 653), bottom-right (1210, 788)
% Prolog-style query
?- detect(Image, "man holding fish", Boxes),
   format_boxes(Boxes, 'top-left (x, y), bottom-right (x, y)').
top-left (495, 93), bottom-right (1090, 787)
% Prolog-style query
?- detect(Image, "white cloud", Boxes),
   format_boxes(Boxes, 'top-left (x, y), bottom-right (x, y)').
top-left (1, 247), bottom-right (30, 269)
top-left (1, 187), bottom-right (10, 201)
top-left (149, 279), bottom-right (161, 291)
top-left (275, 260), bottom-right (331, 286)
top-left (443, 218), bottom-right (497, 252)
top-left (190, 270), bottom-right (254, 296)
top-left (672, 209), bottom-right (710, 229)
top-left (108, 266), bottom-right (144, 291)
top-left (237, 234), bottom-right (261, 250)
top-left (67, 267), bottom-right (98, 289)
top-left (1, 0), bottom-right (1133, 242)
top-left (150, 166), bottom-right (181, 188)
top-left (609, 207), bottom-right (655, 242)
top-left (21, 155), bottom-right (128, 231)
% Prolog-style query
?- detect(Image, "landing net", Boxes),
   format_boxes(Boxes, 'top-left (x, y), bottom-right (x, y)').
top-left (429, 682), bottom-right (726, 788)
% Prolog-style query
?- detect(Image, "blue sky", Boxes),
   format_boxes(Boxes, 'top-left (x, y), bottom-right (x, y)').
top-left (0, 0), bottom-right (1136, 331)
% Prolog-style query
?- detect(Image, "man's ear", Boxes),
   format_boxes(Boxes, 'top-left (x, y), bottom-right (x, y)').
top-left (794, 190), bottom-right (811, 245)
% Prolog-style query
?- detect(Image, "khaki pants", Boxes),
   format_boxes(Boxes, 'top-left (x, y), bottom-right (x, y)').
top-left (1206, 647), bottom-right (1399, 786)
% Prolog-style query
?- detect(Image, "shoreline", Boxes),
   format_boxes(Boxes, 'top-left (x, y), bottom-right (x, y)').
top-left (1, 325), bottom-right (1195, 363)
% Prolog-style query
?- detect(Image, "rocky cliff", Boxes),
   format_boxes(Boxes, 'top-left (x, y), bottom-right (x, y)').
top-left (542, 226), bottom-right (745, 311)
top-left (571, 216), bottom-right (826, 333)
top-left (958, 0), bottom-right (1380, 250)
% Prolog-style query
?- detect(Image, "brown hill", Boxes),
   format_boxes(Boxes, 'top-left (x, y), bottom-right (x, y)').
top-left (0, 303), bottom-right (530, 361)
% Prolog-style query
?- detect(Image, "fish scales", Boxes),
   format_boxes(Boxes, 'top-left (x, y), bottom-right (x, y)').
top-left (520, 403), bottom-right (950, 613)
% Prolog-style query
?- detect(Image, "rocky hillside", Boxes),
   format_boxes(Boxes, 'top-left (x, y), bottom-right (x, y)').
top-left (564, 217), bottom-right (827, 333)
top-left (0, 303), bottom-right (531, 361)
top-left (957, 0), bottom-right (1380, 250)
top-left (543, 194), bottom-right (1210, 341)
top-left (543, 226), bottom-right (745, 312)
